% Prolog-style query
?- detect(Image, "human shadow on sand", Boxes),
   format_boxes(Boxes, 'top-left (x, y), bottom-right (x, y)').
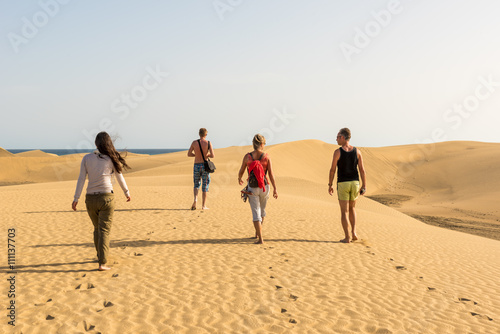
top-left (0, 260), bottom-right (97, 273)
top-left (29, 238), bottom-right (340, 249)
top-left (24, 208), bottom-right (192, 214)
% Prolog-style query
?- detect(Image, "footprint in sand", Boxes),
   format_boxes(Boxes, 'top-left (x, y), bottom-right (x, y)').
top-left (76, 283), bottom-right (95, 290)
top-left (35, 299), bottom-right (52, 307)
top-left (83, 320), bottom-right (95, 331)
top-left (427, 287), bottom-right (436, 291)
top-left (289, 319), bottom-right (297, 324)
top-left (395, 266), bottom-right (407, 271)
top-left (112, 274), bottom-right (119, 278)
top-left (459, 298), bottom-right (478, 305)
top-left (289, 294), bottom-right (299, 301)
top-left (96, 301), bottom-right (114, 313)
top-left (134, 252), bottom-right (143, 256)
top-left (471, 312), bottom-right (493, 321)
top-left (281, 308), bottom-right (287, 313)
top-left (46, 315), bottom-right (55, 320)
top-left (275, 285), bottom-right (283, 290)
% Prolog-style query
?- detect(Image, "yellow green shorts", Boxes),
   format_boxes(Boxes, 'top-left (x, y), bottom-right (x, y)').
top-left (337, 181), bottom-right (360, 201)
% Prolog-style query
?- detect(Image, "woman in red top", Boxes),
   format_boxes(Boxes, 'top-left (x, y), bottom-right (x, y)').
top-left (238, 134), bottom-right (278, 244)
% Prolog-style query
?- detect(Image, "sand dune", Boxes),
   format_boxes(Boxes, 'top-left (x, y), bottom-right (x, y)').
top-left (15, 150), bottom-right (59, 157)
top-left (0, 147), bottom-right (14, 157)
top-left (0, 140), bottom-right (499, 333)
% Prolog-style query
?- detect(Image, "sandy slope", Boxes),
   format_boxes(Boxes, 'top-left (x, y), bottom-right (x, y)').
top-left (0, 142), bottom-right (499, 333)
top-left (0, 147), bottom-right (14, 157)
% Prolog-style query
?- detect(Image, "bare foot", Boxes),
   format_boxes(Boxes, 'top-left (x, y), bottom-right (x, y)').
top-left (191, 202), bottom-right (196, 210)
top-left (352, 235), bottom-right (358, 242)
top-left (98, 265), bottom-right (111, 271)
top-left (339, 238), bottom-right (350, 243)
top-left (202, 206), bottom-right (209, 210)
top-left (254, 240), bottom-right (263, 244)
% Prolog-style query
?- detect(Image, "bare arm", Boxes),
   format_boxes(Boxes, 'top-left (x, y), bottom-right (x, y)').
top-left (357, 149), bottom-right (367, 195)
top-left (266, 157), bottom-right (278, 199)
top-left (238, 154), bottom-right (248, 185)
top-left (328, 149), bottom-right (340, 196)
top-left (208, 141), bottom-right (215, 158)
top-left (187, 141), bottom-right (196, 157)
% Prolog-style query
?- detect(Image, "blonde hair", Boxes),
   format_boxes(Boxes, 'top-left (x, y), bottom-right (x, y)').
top-left (252, 134), bottom-right (266, 150)
top-left (199, 128), bottom-right (207, 137)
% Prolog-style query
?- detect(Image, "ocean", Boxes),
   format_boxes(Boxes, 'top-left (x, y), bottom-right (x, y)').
top-left (7, 149), bottom-right (185, 156)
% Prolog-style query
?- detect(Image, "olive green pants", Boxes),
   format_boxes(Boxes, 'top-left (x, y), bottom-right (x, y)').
top-left (85, 193), bottom-right (115, 265)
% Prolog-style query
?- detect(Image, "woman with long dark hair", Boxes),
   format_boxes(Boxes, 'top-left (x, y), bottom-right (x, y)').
top-left (72, 132), bottom-right (131, 271)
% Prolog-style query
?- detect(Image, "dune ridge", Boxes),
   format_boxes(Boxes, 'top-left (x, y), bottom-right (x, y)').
top-left (0, 140), bottom-right (499, 333)
top-left (0, 147), bottom-right (14, 157)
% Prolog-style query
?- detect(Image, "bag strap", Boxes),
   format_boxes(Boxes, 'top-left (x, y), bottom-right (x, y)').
top-left (248, 152), bottom-right (265, 161)
top-left (197, 140), bottom-right (208, 163)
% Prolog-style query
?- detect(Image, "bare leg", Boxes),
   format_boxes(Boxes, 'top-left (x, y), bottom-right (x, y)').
top-left (349, 200), bottom-right (358, 241)
top-left (255, 217), bottom-right (265, 238)
top-left (192, 188), bottom-right (199, 210)
top-left (202, 191), bottom-right (209, 210)
top-left (338, 200), bottom-right (350, 243)
top-left (253, 220), bottom-right (263, 244)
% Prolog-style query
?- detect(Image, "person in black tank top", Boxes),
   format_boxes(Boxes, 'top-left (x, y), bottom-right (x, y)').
top-left (328, 128), bottom-right (367, 243)
top-left (337, 147), bottom-right (359, 182)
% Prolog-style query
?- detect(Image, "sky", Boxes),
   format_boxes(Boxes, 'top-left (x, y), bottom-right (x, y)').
top-left (1, 0), bottom-right (499, 150)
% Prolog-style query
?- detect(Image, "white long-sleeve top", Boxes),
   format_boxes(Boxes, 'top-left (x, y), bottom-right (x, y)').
top-left (73, 151), bottom-right (130, 201)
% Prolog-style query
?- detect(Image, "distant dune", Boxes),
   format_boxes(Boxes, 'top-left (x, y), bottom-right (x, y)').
top-left (15, 149), bottom-right (59, 157)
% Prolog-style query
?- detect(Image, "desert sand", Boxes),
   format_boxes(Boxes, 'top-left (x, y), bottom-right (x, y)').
top-left (0, 140), bottom-right (499, 333)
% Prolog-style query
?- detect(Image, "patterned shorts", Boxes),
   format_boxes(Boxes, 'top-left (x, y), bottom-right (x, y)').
top-left (193, 163), bottom-right (210, 192)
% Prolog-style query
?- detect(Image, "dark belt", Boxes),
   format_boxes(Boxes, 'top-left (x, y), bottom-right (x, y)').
top-left (88, 190), bottom-right (114, 195)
